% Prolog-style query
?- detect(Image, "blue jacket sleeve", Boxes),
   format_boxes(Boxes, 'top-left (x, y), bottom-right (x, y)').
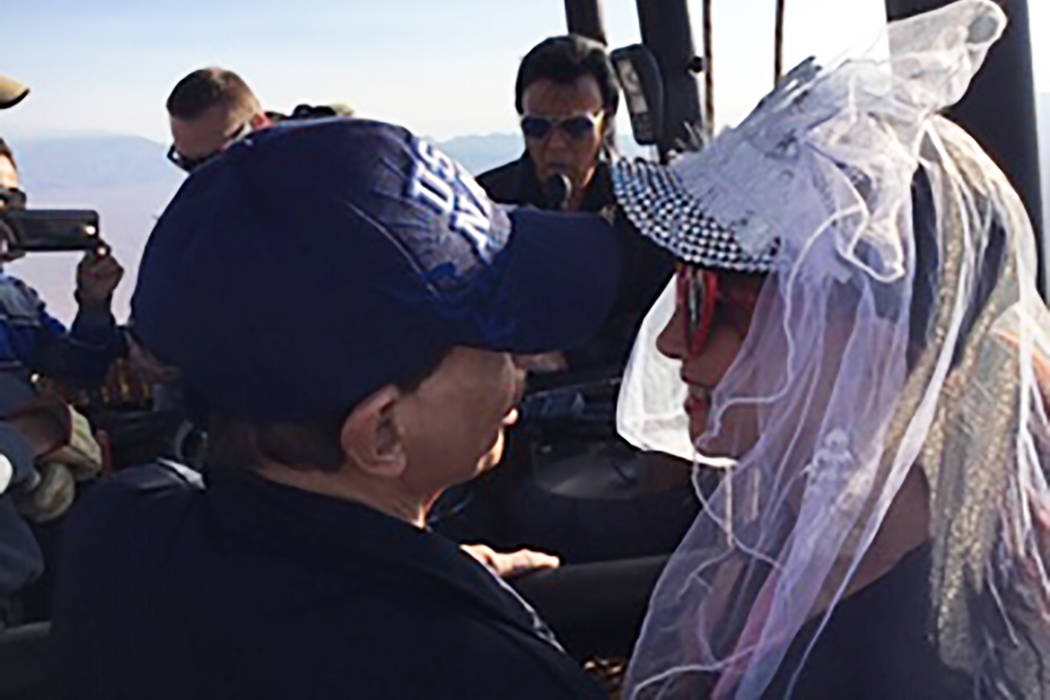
top-left (34, 303), bottom-right (126, 388)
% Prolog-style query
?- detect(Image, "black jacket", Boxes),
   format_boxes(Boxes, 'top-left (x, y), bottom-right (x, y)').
top-left (478, 154), bottom-right (673, 372)
top-left (51, 463), bottom-right (605, 699)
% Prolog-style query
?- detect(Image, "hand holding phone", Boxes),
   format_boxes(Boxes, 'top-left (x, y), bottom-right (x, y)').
top-left (0, 188), bottom-right (26, 262)
top-left (76, 249), bottom-right (124, 308)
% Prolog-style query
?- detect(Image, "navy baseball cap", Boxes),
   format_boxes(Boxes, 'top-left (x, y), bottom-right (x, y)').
top-left (132, 118), bottom-right (621, 421)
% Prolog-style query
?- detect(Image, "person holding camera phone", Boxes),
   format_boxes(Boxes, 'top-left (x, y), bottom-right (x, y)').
top-left (0, 138), bottom-right (125, 390)
top-left (0, 77), bottom-right (121, 634)
top-left (478, 35), bottom-right (673, 375)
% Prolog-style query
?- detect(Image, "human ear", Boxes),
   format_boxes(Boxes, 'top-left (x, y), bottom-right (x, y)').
top-left (339, 385), bottom-right (407, 479)
top-left (250, 112), bottom-right (271, 130)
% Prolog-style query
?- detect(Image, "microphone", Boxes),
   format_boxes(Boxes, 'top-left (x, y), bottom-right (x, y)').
top-left (542, 174), bottom-right (573, 211)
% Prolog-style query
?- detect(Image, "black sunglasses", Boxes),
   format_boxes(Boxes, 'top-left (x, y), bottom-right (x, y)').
top-left (519, 112), bottom-right (603, 141)
top-left (166, 122), bottom-right (252, 173)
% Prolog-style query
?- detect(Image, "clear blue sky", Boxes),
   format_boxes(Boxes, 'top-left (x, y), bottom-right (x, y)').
top-left (7, 0), bottom-right (1041, 144)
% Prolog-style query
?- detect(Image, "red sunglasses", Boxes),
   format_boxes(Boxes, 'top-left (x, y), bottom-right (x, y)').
top-left (675, 264), bottom-right (762, 356)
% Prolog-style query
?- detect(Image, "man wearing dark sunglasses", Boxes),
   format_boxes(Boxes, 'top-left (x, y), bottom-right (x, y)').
top-left (516, 103), bottom-right (605, 212)
top-left (480, 35), bottom-right (617, 214)
top-left (477, 35), bottom-right (672, 373)
top-left (435, 36), bottom-right (685, 623)
top-left (165, 67), bottom-right (270, 173)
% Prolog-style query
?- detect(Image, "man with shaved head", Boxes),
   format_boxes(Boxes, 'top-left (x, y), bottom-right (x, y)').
top-left (165, 67), bottom-right (270, 173)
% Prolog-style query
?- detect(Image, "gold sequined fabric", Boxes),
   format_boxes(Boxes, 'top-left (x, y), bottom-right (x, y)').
top-left (919, 124), bottom-right (1050, 697)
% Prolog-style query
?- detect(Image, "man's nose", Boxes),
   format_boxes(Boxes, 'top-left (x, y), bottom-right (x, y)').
top-left (656, 307), bottom-right (688, 361)
top-left (545, 125), bottom-right (573, 151)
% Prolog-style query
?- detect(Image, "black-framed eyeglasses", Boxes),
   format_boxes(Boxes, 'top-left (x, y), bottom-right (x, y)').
top-left (519, 112), bottom-right (603, 142)
top-left (166, 121), bottom-right (253, 173)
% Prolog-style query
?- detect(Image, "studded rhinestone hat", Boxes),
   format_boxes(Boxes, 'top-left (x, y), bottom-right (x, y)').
top-left (609, 57), bottom-right (858, 277)
top-left (611, 157), bottom-right (779, 274)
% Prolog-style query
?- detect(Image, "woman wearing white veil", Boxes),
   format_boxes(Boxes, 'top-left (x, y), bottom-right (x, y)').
top-left (611, 0), bottom-right (1050, 697)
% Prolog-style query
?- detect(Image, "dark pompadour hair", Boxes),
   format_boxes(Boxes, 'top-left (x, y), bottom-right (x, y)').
top-left (514, 35), bottom-right (620, 118)
top-left (166, 68), bottom-right (259, 121)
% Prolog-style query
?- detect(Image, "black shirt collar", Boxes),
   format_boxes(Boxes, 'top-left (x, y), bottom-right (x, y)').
top-left (512, 151), bottom-right (615, 213)
top-left (203, 468), bottom-right (545, 638)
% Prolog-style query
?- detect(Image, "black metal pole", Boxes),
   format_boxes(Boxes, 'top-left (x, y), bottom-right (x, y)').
top-left (635, 0), bottom-right (704, 159)
top-left (701, 0), bottom-right (714, 140)
top-left (564, 0), bottom-right (607, 45)
top-left (886, 0), bottom-right (1045, 296)
top-left (774, 0), bottom-right (786, 86)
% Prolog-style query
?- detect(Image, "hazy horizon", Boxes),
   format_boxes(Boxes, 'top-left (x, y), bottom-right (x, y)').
top-left (1, 0), bottom-right (1048, 322)
top-left (11, 0), bottom-right (1042, 141)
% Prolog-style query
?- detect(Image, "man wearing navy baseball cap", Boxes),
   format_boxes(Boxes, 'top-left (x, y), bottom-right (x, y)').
top-left (50, 118), bottom-right (618, 699)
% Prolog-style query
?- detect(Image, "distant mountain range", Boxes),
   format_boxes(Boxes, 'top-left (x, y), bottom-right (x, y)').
top-left (439, 133), bottom-right (523, 174)
top-left (15, 134), bottom-right (185, 192)
top-left (439, 131), bottom-right (648, 173)
top-left (11, 131), bottom-right (527, 194)
top-left (4, 130), bottom-right (525, 323)
top-left (3, 97), bottom-right (1049, 322)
